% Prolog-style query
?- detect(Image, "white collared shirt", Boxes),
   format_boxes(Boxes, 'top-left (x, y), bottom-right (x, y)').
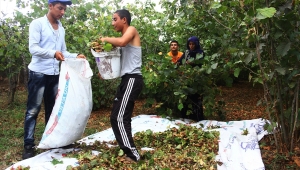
top-left (28, 15), bottom-right (77, 75)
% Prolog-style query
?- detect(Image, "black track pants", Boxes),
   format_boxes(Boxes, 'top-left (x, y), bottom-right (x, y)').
top-left (110, 74), bottom-right (144, 161)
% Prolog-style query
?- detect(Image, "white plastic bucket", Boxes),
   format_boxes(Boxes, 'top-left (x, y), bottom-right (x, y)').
top-left (91, 48), bottom-right (121, 79)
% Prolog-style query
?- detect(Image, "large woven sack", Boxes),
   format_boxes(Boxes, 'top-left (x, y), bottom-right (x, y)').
top-left (38, 58), bottom-right (93, 149)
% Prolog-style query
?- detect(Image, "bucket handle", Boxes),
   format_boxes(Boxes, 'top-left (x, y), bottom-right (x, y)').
top-left (105, 55), bottom-right (112, 59)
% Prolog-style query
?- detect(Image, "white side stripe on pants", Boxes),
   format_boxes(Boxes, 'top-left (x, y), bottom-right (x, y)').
top-left (117, 78), bottom-right (140, 160)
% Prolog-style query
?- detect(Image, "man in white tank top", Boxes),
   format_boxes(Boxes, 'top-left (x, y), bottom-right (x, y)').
top-left (100, 9), bottom-right (144, 162)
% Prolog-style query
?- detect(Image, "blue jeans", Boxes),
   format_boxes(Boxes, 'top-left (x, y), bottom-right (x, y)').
top-left (24, 70), bottom-right (59, 147)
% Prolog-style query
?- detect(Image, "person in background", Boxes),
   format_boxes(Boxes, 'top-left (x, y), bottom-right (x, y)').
top-left (178, 36), bottom-right (204, 121)
top-left (100, 9), bottom-right (144, 163)
top-left (167, 40), bottom-right (183, 64)
top-left (23, 0), bottom-right (86, 160)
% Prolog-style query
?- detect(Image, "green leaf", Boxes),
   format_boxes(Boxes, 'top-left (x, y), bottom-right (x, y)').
top-left (276, 42), bottom-right (291, 57)
top-left (274, 32), bottom-right (283, 40)
top-left (234, 68), bottom-right (240, 78)
top-left (175, 144), bottom-right (182, 150)
top-left (66, 165), bottom-right (73, 170)
top-left (211, 63), bottom-right (218, 69)
top-left (288, 82), bottom-right (296, 88)
top-left (248, 74), bottom-right (252, 82)
top-left (256, 7), bottom-right (276, 20)
top-left (146, 98), bottom-right (155, 105)
top-left (104, 43), bottom-right (113, 52)
top-left (118, 149), bottom-right (124, 156)
top-left (206, 67), bottom-right (212, 74)
top-left (234, 60), bottom-right (242, 64)
top-left (211, 3), bottom-right (221, 9)
top-left (51, 158), bottom-right (63, 165)
top-left (90, 160), bottom-right (98, 167)
top-left (178, 103), bottom-right (183, 110)
top-left (244, 52), bottom-right (254, 64)
top-left (196, 53), bottom-right (203, 59)
top-left (256, 99), bottom-right (262, 106)
top-left (268, 71), bottom-right (274, 80)
top-left (204, 132), bottom-right (215, 138)
top-left (275, 67), bottom-right (286, 75)
top-left (146, 129), bottom-right (153, 135)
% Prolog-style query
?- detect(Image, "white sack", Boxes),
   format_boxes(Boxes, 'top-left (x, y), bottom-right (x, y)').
top-left (37, 58), bottom-right (93, 149)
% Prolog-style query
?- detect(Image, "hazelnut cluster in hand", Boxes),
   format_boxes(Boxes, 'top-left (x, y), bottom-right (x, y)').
top-left (89, 37), bottom-right (115, 52)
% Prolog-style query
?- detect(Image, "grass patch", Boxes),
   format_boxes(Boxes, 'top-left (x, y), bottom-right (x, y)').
top-left (0, 90), bottom-right (45, 169)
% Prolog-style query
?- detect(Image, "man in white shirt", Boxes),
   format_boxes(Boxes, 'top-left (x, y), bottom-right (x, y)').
top-left (23, 0), bottom-right (86, 160)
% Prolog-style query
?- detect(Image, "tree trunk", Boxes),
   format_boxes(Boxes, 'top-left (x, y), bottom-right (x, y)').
top-left (8, 74), bottom-right (17, 104)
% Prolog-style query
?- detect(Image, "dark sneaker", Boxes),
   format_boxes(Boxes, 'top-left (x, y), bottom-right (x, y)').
top-left (22, 145), bottom-right (35, 160)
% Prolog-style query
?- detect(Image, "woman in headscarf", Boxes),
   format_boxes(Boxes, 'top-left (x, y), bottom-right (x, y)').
top-left (177, 36), bottom-right (204, 66)
top-left (178, 36), bottom-right (204, 121)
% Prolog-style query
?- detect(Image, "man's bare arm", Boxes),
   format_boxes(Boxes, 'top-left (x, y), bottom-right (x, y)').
top-left (100, 26), bottom-right (140, 47)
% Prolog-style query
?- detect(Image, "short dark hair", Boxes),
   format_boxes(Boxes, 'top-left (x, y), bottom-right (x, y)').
top-left (115, 9), bottom-right (131, 25)
top-left (170, 40), bottom-right (179, 46)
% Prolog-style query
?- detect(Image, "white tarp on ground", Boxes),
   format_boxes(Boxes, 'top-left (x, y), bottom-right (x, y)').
top-left (6, 115), bottom-right (268, 170)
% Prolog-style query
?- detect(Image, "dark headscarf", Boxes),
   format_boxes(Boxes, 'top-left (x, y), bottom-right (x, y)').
top-left (177, 36), bottom-right (204, 66)
top-left (186, 36), bottom-right (203, 54)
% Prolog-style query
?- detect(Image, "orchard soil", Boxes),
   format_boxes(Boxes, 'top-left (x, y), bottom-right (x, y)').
top-left (1, 80), bottom-right (300, 169)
